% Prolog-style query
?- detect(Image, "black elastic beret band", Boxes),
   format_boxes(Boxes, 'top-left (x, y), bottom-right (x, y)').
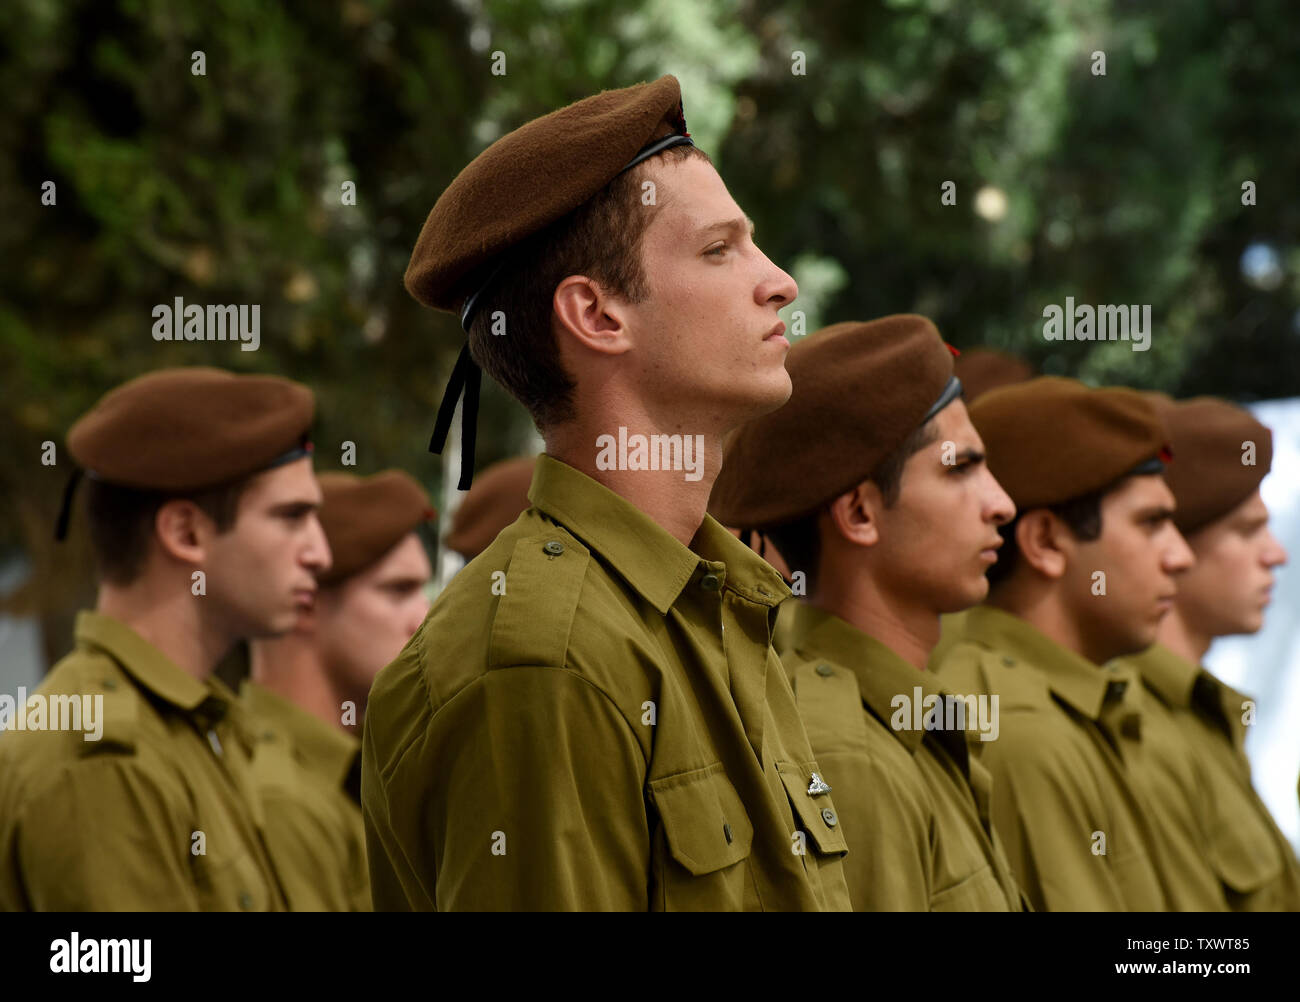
top-left (54, 437), bottom-right (314, 543)
top-left (922, 376), bottom-right (963, 424)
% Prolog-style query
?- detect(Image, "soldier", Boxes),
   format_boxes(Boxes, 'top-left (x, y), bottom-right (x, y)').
top-left (243, 470), bottom-right (434, 911)
top-left (443, 455), bottom-right (536, 566)
top-left (362, 76), bottom-right (853, 910)
top-left (932, 376), bottom-right (1193, 910)
top-left (0, 367), bottom-right (327, 910)
top-left (712, 316), bottom-right (1024, 910)
top-left (1116, 396), bottom-right (1300, 910)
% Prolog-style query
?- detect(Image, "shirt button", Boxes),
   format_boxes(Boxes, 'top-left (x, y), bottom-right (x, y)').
top-left (543, 540), bottom-right (565, 556)
top-left (700, 573), bottom-right (721, 591)
top-left (821, 808), bottom-right (838, 827)
top-left (1108, 680), bottom-right (1128, 699)
top-left (238, 892), bottom-right (254, 910)
top-left (1001, 656), bottom-right (1015, 667)
top-left (102, 678), bottom-right (118, 690)
top-left (815, 663), bottom-right (834, 677)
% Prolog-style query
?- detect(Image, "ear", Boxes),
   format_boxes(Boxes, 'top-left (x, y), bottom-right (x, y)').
top-left (153, 499), bottom-right (211, 567)
top-left (1014, 509), bottom-right (1069, 579)
top-left (553, 275), bottom-right (633, 356)
top-left (826, 480), bottom-right (882, 549)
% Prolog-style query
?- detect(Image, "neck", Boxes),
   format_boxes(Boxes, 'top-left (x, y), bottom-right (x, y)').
top-left (96, 575), bottom-right (234, 683)
top-left (1155, 605), bottom-right (1212, 665)
top-left (248, 635), bottom-right (353, 734)
top-left (813, 561), bottom-right (938, 670)
top-left (545, 401), bottom-right (726, 548)
top-left (987, 576), bottom-right (1112, 666)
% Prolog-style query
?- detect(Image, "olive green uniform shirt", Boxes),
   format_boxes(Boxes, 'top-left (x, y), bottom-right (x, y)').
top-left (932, 605), bottom-right (1168, 911)
top-left (362, 455), bottom-right (852, 911)
top-left (0, 612), bottom-right (287, 911)
top-left (779, 603), bottom-right (1024, 911)
top-left (241, 681), bottom-right (370, 911)
top-left (1119, 644), bottom-right (1300, 911)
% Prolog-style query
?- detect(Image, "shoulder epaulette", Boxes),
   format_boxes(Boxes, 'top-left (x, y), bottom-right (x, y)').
top-left (487, 526), bottom-right (591, 669)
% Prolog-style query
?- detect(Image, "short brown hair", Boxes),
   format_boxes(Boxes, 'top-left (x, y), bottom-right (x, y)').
top-left (467, 144), bottom-right (712, 430)
top-left (86, 478), bottom-right (248, 586)
top-left (765, 418), bottom-right (940, 593)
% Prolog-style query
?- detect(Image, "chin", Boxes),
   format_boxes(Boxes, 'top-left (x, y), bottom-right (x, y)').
top-left (728, 377), bottom-right (791, 424)
top-left (760, 372), bottom-right (793, 409)
top-left (259, 610), bottom-right (300, 637)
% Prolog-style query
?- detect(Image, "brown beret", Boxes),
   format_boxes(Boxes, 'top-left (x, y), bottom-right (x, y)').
top-left (68, 367), bottom-right (314, 490)
top-left (1147, 395), bottom-right (1272, 534)
top-left (317, 471), bottom-right (435, 586)
top-left (405, 75), bottom-right (689, 316)
top-left (971, 377), bottom-right (1169, 510)
top-left (444, 455), bottom-right (537, 560)
top-left (954, 348), bottom-right (1035, 403)
top-left (710, 315), bottom-right (958, 529)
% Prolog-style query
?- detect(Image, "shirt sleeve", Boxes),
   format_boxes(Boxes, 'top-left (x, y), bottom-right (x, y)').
top-left (366, 665), bottom-right (651, 911)
top-left (16, 756), bottom-right (201, 911)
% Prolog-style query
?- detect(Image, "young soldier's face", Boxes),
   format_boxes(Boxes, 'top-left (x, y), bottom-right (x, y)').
top-left (873, 401), bottom-right (1015, 612)
top-left (623, 156), bottom-right (798, 428)
top-left (316, 533), bottom-right (433, 707)
top-left (204, 458), bottom-right (331, 637)
top-left (1172, 490), bottom-right (1286, 637)
top-left (1062, 474), bottom-right (1194, 659)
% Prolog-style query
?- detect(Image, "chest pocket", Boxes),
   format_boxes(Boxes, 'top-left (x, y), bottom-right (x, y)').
top-left (930, 864), bottom-right (1008, 912)
top-left (776, 759), bottom-right (849, 857)
top-left (649, 762), bottom-right (754, 911)
top-left (1206, 791), bottom-right (1283, 900)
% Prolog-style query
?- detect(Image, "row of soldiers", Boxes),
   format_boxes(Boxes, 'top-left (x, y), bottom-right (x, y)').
top-left (2, 74), bottom-right (1297, 910)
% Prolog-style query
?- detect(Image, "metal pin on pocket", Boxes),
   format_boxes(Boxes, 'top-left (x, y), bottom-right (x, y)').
top-left (807, 772), bottom-right (831, 796)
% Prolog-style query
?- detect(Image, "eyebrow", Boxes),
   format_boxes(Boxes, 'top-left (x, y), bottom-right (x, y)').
top-left (1133, 505), bottom-right (1176, 522)
top-left (269, 500), bottom-right (320, 516)
top-left (380, 576), bottom-right (429, 590)
top-left (696, 216), bottom-right (755, 240)
top-left (949, 447), bottom-right (985, 464)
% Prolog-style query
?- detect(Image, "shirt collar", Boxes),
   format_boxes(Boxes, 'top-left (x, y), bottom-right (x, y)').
top-left (1126, 643), bottom-right (1249, 752)
top-left (76, 610), bottom-right (218, 714)
top-left (1127, 643), bottom-right (1200, 708)
top-left (528, 454), bottom-right (790, 615)
top-left (788, 602), bottom-right (953, 756)
top-left (960, 605), bottom-right (1128, 721)
top-left (241, 680), bottom-right (359, 790)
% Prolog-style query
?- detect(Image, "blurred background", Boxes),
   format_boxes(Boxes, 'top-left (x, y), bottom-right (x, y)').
top-left (1, 0), bottom-right (1297, 841)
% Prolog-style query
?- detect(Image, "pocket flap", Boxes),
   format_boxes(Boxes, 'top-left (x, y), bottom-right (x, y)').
top-left (1207, 814), bottom-right (1283, 894)
top-left (649, 763), bottom-right (753, 876)
top-left (777, 760), bottom-right (849, 856)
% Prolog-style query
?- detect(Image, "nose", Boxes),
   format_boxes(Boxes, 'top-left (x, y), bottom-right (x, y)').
top-left (405, 594), bottom-right (431, 637)
top-left (1261, 528), bottom-right (1288, 569)
top-left (984, 471), bottom-right (1016, 526)
top-left (304, 513), bottom-right (333, 575)
top-left (1163, 525), bottom-right (1195, 575)
top-left (755, 248), bottom-right (798, 310)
